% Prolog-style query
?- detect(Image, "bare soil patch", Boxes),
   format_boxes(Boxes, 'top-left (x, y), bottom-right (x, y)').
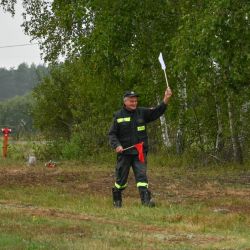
top-left (0, 166), bottom-right (249, 213)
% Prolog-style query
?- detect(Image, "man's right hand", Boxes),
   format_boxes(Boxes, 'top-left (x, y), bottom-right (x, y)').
top-left (115, 146), bottom-right (124, 153)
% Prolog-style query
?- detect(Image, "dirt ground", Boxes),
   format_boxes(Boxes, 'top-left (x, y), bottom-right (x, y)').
top-left (0, 165), bottom-right (250, 249)
top-left (0, 165), bottom-right (249, 213)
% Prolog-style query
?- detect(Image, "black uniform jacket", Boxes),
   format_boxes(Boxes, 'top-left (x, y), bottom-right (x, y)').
top-left (108, 102), bottom-right (167, 154)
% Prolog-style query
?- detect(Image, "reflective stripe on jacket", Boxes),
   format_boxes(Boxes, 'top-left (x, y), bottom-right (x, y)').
top-left (108, 102), bottom-right (167, 154)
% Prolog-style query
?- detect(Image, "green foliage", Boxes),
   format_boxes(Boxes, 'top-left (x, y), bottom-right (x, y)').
top-left (170, 0), bottom-right (250, 163)
top-left (32, 64), bottom-right (73, 139)
top-left (29, 0), bottom-right (250, 163)
top-left (1, 0), bottom-right (249, 163)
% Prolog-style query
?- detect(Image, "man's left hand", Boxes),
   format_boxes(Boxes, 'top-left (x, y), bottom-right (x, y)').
top-left (163, 87), bottom-right (172, 104)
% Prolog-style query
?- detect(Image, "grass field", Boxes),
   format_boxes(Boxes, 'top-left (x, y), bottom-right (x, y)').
top-left (0, 158), bottom-right (249, 250)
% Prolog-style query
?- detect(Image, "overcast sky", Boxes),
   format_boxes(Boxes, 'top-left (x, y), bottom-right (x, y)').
top-left (0, 2), bottom-right (44, 69)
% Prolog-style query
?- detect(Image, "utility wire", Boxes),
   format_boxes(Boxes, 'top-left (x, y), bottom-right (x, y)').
top-left (0, 43), bottom-right (39, 49)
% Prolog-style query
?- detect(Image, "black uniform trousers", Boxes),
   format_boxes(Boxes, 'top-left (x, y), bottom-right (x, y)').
top-left (114, 153), bottom-right (148, 190)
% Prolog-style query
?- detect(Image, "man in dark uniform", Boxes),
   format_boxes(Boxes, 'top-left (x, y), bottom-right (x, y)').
top-left (108, 87), bottom-right (172, 207)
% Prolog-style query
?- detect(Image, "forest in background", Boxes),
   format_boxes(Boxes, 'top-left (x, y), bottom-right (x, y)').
top-left (0, 63), bottom-right (48, 136)
top-left (0, 0), bottom-right (249, 164)
top-left (0, 63), bottom-right (48, 101)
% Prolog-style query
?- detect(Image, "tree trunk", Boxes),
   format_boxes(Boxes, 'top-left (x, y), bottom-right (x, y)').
top-left (227, 91), bottom-right (243, 164)
top-left (156, 98), bottom-right (171, 147)
top-left (176, 77), bottom-right (187, 154)
top-left (151, 66), bottom-right (171, 147)
top-left (239, 102), bottom-right (250, 150)
top-left (215, 100), bottom-right (224, 152)
top-left (213, 79), bottom-right (224, 153)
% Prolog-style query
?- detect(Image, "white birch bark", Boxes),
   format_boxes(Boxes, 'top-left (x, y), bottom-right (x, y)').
top-left (150, 66), bottom-right (171, 147)
top-left (213, 79), bottom-right (224, 152)
top-left (176, 77), bottom-right (187, 154)
top-left (215, 100), bottom-right (224, 152)
top-left (227, 92), bottom-right (243, 164)
top-left (158, 99), bottom-right (171, 147)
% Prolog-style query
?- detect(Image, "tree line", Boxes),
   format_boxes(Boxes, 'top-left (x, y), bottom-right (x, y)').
top-left (1, 0), bottom-right (249, 164)
top-left (0, 63), bottom-right (48, 137)
top-left (0, 63), bottom-right (48, 101)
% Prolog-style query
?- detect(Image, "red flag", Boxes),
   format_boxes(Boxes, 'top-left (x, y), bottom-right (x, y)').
top-left (134, 142), bottom-right (144, 163)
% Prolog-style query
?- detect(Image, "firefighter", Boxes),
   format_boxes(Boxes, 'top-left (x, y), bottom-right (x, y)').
top-left (108, 87), bottom-right (172, 207)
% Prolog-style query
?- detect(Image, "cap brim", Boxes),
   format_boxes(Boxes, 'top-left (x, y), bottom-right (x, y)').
top-left (124, 94), bottom-right (139, 98)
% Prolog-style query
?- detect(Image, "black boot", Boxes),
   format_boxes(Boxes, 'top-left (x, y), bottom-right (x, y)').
top-left (139, 188), bottom-right (155, 207)
top-left (112, 188), bottom-right (122, 208)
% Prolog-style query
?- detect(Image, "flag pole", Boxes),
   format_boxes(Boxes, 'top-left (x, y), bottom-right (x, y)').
top-left (163, 69), bottom-right (169, 88)
top-left (122, 143), bottom-right (145, 163)
top-left (123, 145), bottom-right (135, 151)
top-left (123, 142), bottom-right (143, 151)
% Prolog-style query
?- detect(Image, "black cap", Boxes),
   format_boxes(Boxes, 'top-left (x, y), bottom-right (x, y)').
top-left (123, 91), bottom-right (139, 98)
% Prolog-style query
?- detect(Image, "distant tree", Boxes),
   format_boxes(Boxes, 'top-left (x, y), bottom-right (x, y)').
top-left (32, 63), bottom-right (73, 139)
top-left (0, 63), bottom-right (48, 100)
top-left (0, 94), bottom-right (34, 137)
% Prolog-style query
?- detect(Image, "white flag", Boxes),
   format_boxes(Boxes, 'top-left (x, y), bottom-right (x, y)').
top-left (158, 52), bottom-right (166, 70)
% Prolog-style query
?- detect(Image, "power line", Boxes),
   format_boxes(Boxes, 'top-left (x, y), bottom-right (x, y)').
top-left (0, 43), bottom-right (39, 49)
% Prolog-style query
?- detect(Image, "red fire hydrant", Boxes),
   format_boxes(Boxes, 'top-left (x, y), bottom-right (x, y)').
top-left (1, 128), bottom-right (11, 158)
